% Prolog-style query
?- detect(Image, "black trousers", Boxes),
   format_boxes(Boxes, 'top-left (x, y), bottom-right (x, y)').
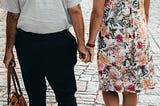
top-left (15, 29), bottom-right (77, 106)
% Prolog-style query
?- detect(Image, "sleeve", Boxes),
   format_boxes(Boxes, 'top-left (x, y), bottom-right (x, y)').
top-left (0, 0), bottom-right (20, 13)
top-left (67, 0), bottom-right (82, 8)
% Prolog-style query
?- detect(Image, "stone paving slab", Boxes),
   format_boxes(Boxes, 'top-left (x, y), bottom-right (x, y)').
top-left (0, 0), bottom-right (160, 106)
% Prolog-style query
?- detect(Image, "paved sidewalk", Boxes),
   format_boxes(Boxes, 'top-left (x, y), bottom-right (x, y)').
top-left (0, 0), bottom-right (160, 106)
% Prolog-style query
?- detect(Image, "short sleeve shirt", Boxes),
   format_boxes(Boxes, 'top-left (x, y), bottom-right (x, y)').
top-left (0, 0), bottom-right (81, 34)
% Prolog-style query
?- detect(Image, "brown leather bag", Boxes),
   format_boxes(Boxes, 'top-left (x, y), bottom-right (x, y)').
top-left (7, 66), bottom-right (28, 106)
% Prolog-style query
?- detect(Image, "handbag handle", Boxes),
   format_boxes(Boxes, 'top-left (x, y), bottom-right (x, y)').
top-left (7, 65), bottom-right (23, 105)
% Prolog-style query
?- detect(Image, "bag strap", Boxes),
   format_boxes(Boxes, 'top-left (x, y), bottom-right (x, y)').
top-left (11, 69), bottom-right (19, 94)
top-left (7, 66), bottom-right (11, 105)
top-left (7, 65), bottom-right (23, 105)
top-left (12, 67), bottom-right (23, 94)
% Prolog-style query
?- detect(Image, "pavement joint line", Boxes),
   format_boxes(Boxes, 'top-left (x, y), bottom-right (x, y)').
top-left (0, 90), bottom-right (7, 97)
top-left (149, 30), bottom-right (160, 50)
top-left (0, 11), bottom-right (6, 20)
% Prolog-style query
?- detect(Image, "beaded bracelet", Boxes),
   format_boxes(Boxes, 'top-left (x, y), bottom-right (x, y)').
top-left (86, 43), bottom-right (95, 48)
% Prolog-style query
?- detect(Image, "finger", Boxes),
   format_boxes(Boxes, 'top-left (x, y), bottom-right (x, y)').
top-left (79, 53), bottom-right (86, 61)
top-left (7, 59), bottom-right (15, 68)
top-left (4, 61), bottom-right (9, 68)
top-left (86, 56), bottom-right (91, 63)
top-left (12, 60), bottom-right (16, 67)
top-left (84, 53), bottom-right (91, 63)
top-left (79, 54), bottom-right (86, 63)
top-left (82, 56), bottom-right (88, 63)
top-left (5, 63), bottom-right (8, 68)
top-left (90, 52), bottom-right (94, 62)
top-left (82, 54), bottom-right (88, 63)
top-left (91, 54), bottom-right (94, 62)
top-left (86, 52), bottom-right (91, 61)
top-left (79, 54), bottom-right (83, 60)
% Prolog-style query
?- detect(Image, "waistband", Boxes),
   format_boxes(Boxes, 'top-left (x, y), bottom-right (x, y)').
top-left (17, 28), bottom-right (69, 35)
top-left (16, 28), bottom-right (70, 41)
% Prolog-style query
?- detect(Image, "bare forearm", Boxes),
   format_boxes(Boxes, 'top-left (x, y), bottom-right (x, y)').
top-left (5, 12), bottom-right (19, 52)
top-left (88, 0), bottom-right (105, 44)
top-left (88, 11), bottom-right (103, 43)
top-left (69, 5), bottom-right (85, 46)
top-left (144, 0), bottom-right (150, 23)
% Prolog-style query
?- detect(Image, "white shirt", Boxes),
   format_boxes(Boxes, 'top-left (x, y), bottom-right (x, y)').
top-left (1, 0), bottom-right (81, 34)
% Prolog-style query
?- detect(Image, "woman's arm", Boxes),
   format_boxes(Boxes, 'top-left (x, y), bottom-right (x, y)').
top-left (87, 0), bottom-right (105, 62)
top-left (88, 0), bottom-right (105, 44)
top-left (144, 0), bottom-right (150, 23)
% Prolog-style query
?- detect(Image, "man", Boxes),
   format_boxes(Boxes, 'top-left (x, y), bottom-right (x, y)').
top-left (1, 0), bottom-right (90, 106)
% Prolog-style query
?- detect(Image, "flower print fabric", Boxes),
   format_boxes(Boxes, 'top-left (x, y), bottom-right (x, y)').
top-left (98, 0), bottom-right (155, 93)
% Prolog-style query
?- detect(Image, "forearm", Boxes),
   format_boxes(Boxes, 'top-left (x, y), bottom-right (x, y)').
top-left (5, 12), bottom-right (19, 52)
top-left (88, 11), bottom-right (103, 44)
top-left (144, 0), bottom-right (150, 23)
top-left (69, 5), bottom-right (85, 46)
top-left (88, 0), bottom-right (105, 44)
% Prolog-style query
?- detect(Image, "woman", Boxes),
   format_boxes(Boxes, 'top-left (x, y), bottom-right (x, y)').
top-left (87, 0), bottom-right (155, 106)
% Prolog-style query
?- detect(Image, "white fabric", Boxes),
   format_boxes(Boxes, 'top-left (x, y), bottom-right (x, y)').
top-left (0, 0), bottom-right (81, 34)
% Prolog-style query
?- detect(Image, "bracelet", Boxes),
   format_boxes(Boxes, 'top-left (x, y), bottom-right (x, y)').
top-left (86, 43), bottom-right (95, 48)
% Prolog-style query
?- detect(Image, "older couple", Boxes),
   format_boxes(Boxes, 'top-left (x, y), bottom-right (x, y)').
top-left (1, 0), bottom-right (154, 106)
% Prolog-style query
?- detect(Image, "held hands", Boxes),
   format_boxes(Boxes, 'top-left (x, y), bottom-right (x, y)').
top-left (78, 43), bottom-right (95, 63)
top-left (78, 45), bottom-right (91, 63)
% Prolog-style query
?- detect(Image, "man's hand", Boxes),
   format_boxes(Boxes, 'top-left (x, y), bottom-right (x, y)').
top-left (78, 45), bottom-right (90, 63)
top-left (3, 51), bottom-right (15, 68)
top-left (69, 5), bottom-right (87, 62)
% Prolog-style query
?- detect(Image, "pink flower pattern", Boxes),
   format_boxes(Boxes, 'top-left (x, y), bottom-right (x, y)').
top-left (97, 0), bottom-right (155, 93)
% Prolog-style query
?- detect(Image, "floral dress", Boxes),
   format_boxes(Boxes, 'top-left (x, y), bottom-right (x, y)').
top-left (98, 0), bottom-right (155, 93)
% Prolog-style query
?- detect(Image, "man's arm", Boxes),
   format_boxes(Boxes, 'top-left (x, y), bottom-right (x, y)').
top-left (3, 12), bottom-right (20, 68)
top-left (68, 4), bottom-right (84, 47)
top-left (68, 4), bottom-right (90, 63)
top-left (144, 0), bottom-right (150, 24)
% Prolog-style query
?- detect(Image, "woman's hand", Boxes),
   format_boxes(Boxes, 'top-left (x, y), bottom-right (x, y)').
top-left (86, 42), bottom-right (95, 62)
top-left (86, 46), bottom-right (95, 62)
